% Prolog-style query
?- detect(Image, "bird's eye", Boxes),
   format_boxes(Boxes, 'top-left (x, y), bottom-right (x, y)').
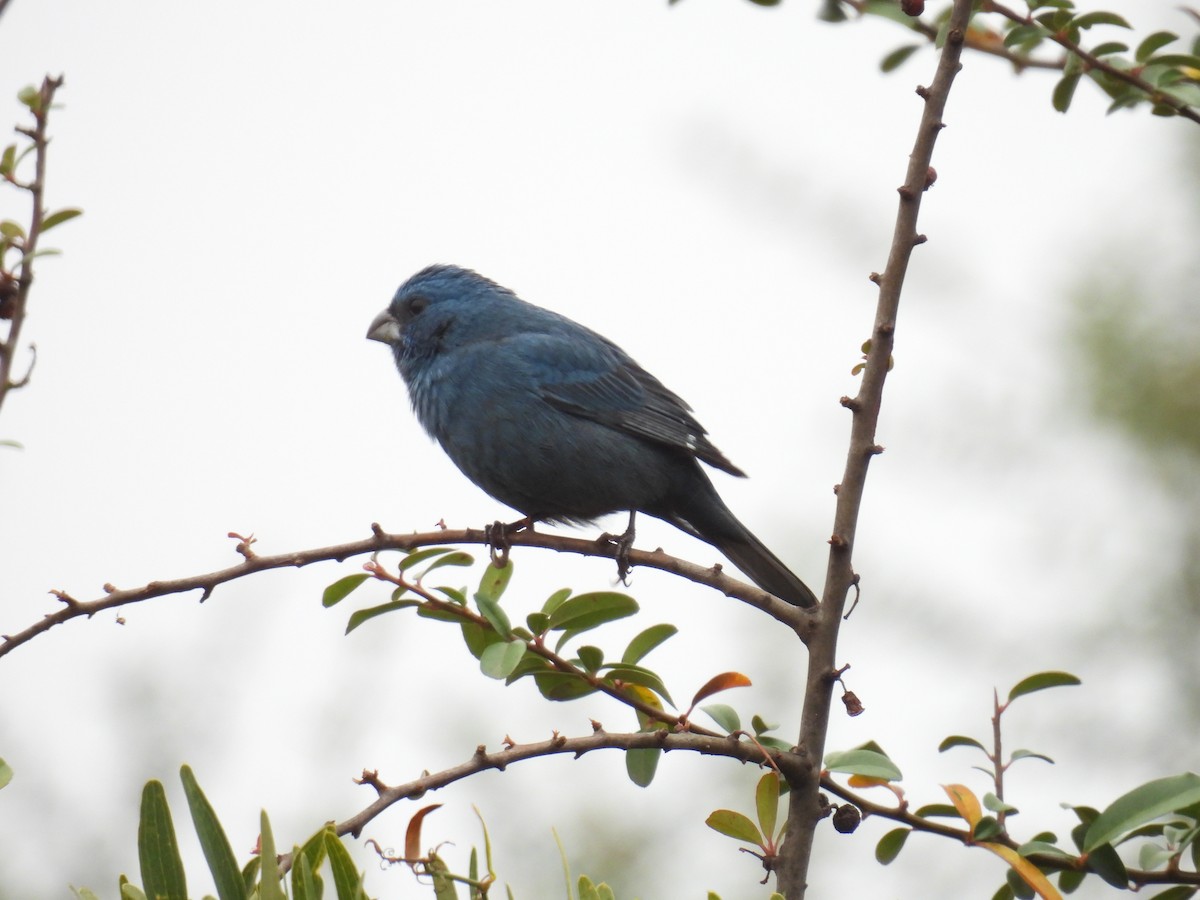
top-left (408, 295), bottom-right (429, 316)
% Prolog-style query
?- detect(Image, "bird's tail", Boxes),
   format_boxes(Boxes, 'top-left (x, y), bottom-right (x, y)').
top-left (663, 472), bottom-right (819, 608)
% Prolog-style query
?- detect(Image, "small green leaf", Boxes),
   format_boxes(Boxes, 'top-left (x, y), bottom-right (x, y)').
top-left (0, 220), bottom-right (26, 240)
top-left (322, 573), bottom-right (370, 607)
top-left (626, 747), bottom-right (660, 787)
top-left (1004, 24), bottom-right (1045, 48)
top-left (1084, 840), bottom-right (1128, 887)
top-left (1090, 41), bottom-right (1129, 56)
top-left (880, 44), bottom-right (922, 72)
top-left (526, 611), bottom-right (550, 634)
top-left (324, 829), bottom-right (367, 900)
top-left (0, 758), bottom-right (11, 790)
top-left (984, 792), bottom-right (1019, 814)
top-left (1072, 11), bottom-right (1130, 29)
top-left (475, 593), bottom-right (512, 638)
top-left (621, 623), bottom-right (677, 664)
top-left (418, 550), bottom-right (474, 576)
top-left (480, 639), bottom-right (526, 679)
top-left (1144, 887), bottom-right (1199, 900)
top-left (1052, 73), bottom-right (1082, 112)
top-left (1057, 868), bottom-right (1086, 892)
top-left (1147, 54), bottom-right (1200, 69)
top-left (1137, 31), bottom-right (1179, 63)
top-left (756, 772), bottom-right (781, 841)
top-left (475, 560), bottom-right (514, 605)
top-left (139, 781), bottom-right (187, 900)
top-left (1007, 671), bottom-right (1081, 702)
top-left (824, 748), bottom-right (903, 781)
top-left (541, 587), bottom-right (572, 615)
top-left (534, 671), bottom-right (596, 701)
top-left (577, 644), bottom-right (604, 672)
top-left (0, 144), bottom-right (16, 176)
top-left (397, 547), bottom-right (457, 571)
top-left (41, 207), bottom-right (83, 232)
top-left (939, 734), bottom-right (988, 753)
top-left (1017, 840), bottom-right (1074, 859)
top-left (974, 816), bottom-right (1003, 840)
top-left (345, 599), bottom-right (421, 634)
top-left (17, 85), bottom-right (40, 110)
top-left (180, 766), bottom-right (246, 900)
top-left (706, 809), bottom-right (763, 844)
top-left (1086, 774), bottom-right (1200, 851)
top-left (914, 803), bottom-right (960, 818)
top-left (602, 663), bottom-right (674, 705)
top-left (1011, 748), bottom-right (1055, 765)
top-left (258, 812), bottom-right (286, 900)
top-left (752, 715), bottom-right (779, 734)
top-left (702, 703), bottom-right (742, 734)
top-left (876, 827), bottom-right (910, 864)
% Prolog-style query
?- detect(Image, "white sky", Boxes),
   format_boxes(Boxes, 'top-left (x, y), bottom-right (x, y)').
top-left (0, 1), bottom-right (1195, 898)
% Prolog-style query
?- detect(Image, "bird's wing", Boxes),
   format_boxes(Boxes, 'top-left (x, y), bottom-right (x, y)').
top-left (527, 333), bottom-right (746, 477)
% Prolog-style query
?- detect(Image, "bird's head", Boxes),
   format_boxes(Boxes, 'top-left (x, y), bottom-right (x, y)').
top-left (367, 264), bottom-right (520, 372)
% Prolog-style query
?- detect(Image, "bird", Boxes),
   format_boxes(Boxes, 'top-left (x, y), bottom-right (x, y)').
top-left (367, 264), bottom-right (818, 608)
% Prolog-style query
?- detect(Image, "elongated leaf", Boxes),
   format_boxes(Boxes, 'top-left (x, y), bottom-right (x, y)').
top-left (139, 781), bottom-right (187, 900)
top-left (418, 550), bottom-right (474, 576)
top-left (324, 829), bottom-right (367, 900)
top-left (1008, 672), bottom-right (1081, 702)
top-left (258, 811), bottom-right (286, 900)
top-left (345, 599), bottom-right (421, 634)
top-left (546, 591), bottom-right (637, 632)
top-left (541, 587), bottom-right (572, 615)
top-left (691, 671), bottom-right (751, 706)
top-left (0, 757), bottom-right (11, 789)
top-left (292, 847), bottom-right (322, 900)
top-left (397, 547), bottom-right (458, 571)
top-left (41, 207), bottom-right (83, 232)
top-left (981, 841), bottom-right (1063, 900)
top-left (1137, 31), bottom-right (1179, 62)
top-left (944, 783), bottom-right (983, 827)
top-left (621, 623), bottom-right (677, 664)
top-left (756, 772), bottom-right (781, 840)
top-left (1085, 774), bottom-right (1200, 851)
top-left (1052, 74), bottom-right (1082, 112)
top-left (939, 734), bottom-right (988, 753)
top-left (880, 44), bottom-right (922, 72)
top-left (602, 663), bottom-right (674, 705)
top-left (534, 671), bottom-right (596, 701)
top-left (706, 809), bottom-right (762, 844)
top-left (322, 574), bottom-right (370, 607)
top-left (475, 593), bottom-right (512, 638)
top-left (825, 749), bottom-right (902, 781)
top-left (406, 804), bottom-right (443, 860)
top-left (475, 561), bottom-right (514, 605)
top-left (180, 766), bottom-right (246, 900)
top-left (1072, 11), bottom-right (1130, 29)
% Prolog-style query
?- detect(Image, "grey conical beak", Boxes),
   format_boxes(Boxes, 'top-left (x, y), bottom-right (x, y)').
top-left (367, 310), bottom-right (401, 345)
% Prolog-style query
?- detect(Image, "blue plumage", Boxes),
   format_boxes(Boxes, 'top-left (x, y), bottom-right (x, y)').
top-left (368, 264), bottom-right (817, 608)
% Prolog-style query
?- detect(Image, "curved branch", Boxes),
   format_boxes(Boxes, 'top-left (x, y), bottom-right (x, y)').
top-left (0, 523), bottom-right (813, 660)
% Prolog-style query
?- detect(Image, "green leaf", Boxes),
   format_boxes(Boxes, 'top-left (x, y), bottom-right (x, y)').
top-left (480, 639), bottom-right (526, 679)
top-left (534, 671), bottom-right (596, 701)
top-left (756, 772), bottom-right (781, 841)
top-left (1007, 671), bottom-right (1081, 702)
top-left (602, 663), bottom-right (674, 705)
top-left (546, 591), bottom-right (638, 633)
top-left (1144, 887), bottom-right (1199, 900)
top-left (1090, 41), bottom-right (1129, 57)
top-left (861, 0), bottom-right (919, 27)
top-left (939, 734), bottom-right (988, 753)
top-left (526, 611), bottom-right (550, 634)
top-left (1004, 24), bottom-right (1045, 48)
top-left (417, 550), bottom-right (474, 576)
top-left (1085, 774), bottom-right (1200, 851)
top-left (824, 748), bottom-right (903, 781)
top-left (345, 599), bottom-right (421, 633)
top-left (397, 547), bottom-right (457, 571)
top-left (324, 829), bottom-right (367, 900)
top-left (875, 827), bottom-right (910, 864)
top-left (41, 207), bottom-right (83, 232)
top-left (1052, 73), bottom-right (1082, 112)
top-left (880, 44), bottom-right (922, 72)
top-left (625, 747), bottom-right (660, 787)
top-left (577, 644), bottom-right (604, 672)
top-left (974, 816), bottom-right (1003, 840)
top-left (475, 560), bottom-right (514, 605)
top-left (17, 85), bottom-right (40, 110)
top-left (291, 846), bottom-right (322, 900)
top-left (1057, 868), bottom-right (1086, 893)
top-left (914, 803), bottom-right (960, 818)
top-left (702, 703), bottom-right (742, 734)
top-left (0, 220), bottom-right (26, 240)
top-left (138, 781), bottom-right (187, 900)
top-left (706, 809), bottom-right (763, 844)
top-left (984, 792), bottom-right (1019, 814)
top-left (1017, 840), bottom-right (1074, 859)
top-left (1010, 748), bottom-right (1055, 765)
top-left (817, 0), bottom-right (848, 22)
top-left (179, 766), bottom-right (246, 900)
top-left (1072, 11), bottom-right (1130, 29)
top-left (258, 811), bottom-right (286, 900)
top-left (1137, 31), bottom-right (1179, 63)
top-left (1147, 54), bottom-right (1200, 69)
top-left (0, 758), bottom-right (11, 790)
top-left (1084, 840), bottom-right (1128, 887)
top-left (322, 573), bottom-right (370, 607)
top-left (621, 623), bottom-right (677, 665)
top-left (475, 593), bottom-right (512, 638)
top-left (0, 144), bottom-right (16, 176)
top-left (541, 586), bottom-right (572, 615)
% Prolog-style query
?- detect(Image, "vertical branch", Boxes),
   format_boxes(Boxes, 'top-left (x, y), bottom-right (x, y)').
top-left (0, 75), bottom-right (63, 417)
top-left (773, 1), bottom-right (974, 896)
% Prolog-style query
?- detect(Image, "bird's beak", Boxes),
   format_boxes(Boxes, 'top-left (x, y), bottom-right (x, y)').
top-left (367, 310), bottom-right (401, 345)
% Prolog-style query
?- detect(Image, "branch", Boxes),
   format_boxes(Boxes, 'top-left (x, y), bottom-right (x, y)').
top-left (0, 523), bottom-right (813, 660)
top-left (0, 76), bottom-right (63, 416)
top-left (774, 0), bottom-right (974, 896)
top-left (308, 727), bottom-right (807, 866)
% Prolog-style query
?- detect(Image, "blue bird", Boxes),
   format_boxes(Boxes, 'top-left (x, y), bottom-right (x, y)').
top-left (367, 265), bottom-right (817, 608)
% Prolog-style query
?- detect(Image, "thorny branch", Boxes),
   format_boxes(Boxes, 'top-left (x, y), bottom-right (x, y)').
top-left (0, 523), bottom-right (814, 660)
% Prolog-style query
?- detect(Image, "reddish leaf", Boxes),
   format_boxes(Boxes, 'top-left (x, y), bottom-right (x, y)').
top-left (691, 672), bottom-right (751, 707)
top-left (405, 803), bottom-right (443, 861)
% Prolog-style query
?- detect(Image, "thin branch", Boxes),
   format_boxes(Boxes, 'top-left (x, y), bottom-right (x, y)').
top-left (0, 524), bottom-right (813, 660)
top-left (774, 0), bottom-right (974, 896)
top-left (0, 76), bottom-right (63, 414)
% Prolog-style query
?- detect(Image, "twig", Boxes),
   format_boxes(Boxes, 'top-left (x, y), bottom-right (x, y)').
top-left (0, 524), bottom-right (813, 660)
top-left (0, 76), bottom-right (63, 416)
top-left (773, 0), bottom-right (974, 896)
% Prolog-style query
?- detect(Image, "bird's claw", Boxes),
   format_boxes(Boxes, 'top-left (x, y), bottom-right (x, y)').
top-left (599, 511), bottom-right (637, 585)
top-left (485, 517), bottom-right (531, 568)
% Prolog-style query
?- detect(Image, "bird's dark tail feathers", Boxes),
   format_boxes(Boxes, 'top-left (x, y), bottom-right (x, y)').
top-left (662, 473), bottom-right (819, 609)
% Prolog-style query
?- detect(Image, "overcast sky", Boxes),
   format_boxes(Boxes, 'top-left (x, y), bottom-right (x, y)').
top-left (1, 1), bottom-right (1195, 898)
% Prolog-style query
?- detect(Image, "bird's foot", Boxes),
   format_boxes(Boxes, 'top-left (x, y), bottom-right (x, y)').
top-left (598, 511), bottom-right (637, 585)
top-left (485, 517), bottom-right (532, 568)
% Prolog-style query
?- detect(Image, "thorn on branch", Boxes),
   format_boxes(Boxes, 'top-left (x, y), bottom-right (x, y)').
top-left (839, 395), bottom-right (860, 411)
top-left (916, 84), bottom-right (931, 100)
top-left (843, 573), bottom-right (862, 620)
top-left (868, 272), bottom-right (881, 284)
top-left (370, 521), bottom-right (385, 539)
top-left (356, 769), bottom-right (388, 795)
top-left (828, 533), bottom-right (848, 550)
top-left (50, 588), bottom-right (80, 609)
top-left (914, 234), bottom-right (928, 246)
top-left (868, 444), bottom-right (886, 456)
top-left (590, 719), bottom-right (604, 733)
